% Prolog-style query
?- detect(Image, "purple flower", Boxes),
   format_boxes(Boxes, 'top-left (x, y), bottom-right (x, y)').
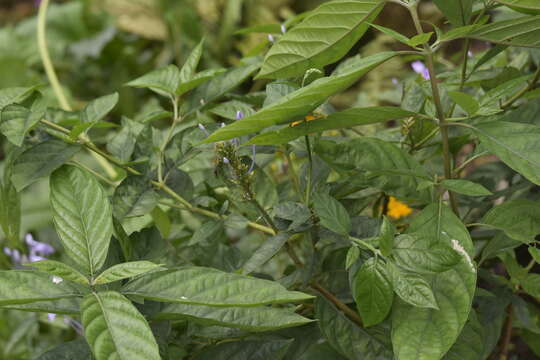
top-left (26, 234), bottom-right (54, 256)
top-left (47, 313), bottom-right (57, 322)
top-left (467, 50), bottom-right (473, 57)
top-left (281, 24), bottom-right (287, 34)
top-left (268, 34), bottom-right (275, 43)
top-left (223, 157), bottom-right (230, 164)
top-left (235, 111), bottom-right (245, 121)
top-left (391, 77), bottom-right (399, 85)
top-left (411, 61), bottom-right (430, 80)
top-left (198, 123), bottom-right (210, 137)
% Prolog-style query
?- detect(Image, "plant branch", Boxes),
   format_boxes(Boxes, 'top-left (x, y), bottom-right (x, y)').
top-left (304, 135), bottom-right (314, 205)
top-left (498, 304), bottom-right (513, 360)
top-left (310, 282), bottom-right (364, 327)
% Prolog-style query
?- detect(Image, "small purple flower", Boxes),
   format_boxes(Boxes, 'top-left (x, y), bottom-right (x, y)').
top-left (467, 50), bottom-right (473, 57)
top-left (4, 248), bottom-right (21, 264)
top-left (198, 123), bottom-right (210, 137)
top-left (223, 157), bottom-right (230, 164)
top-left (411, 61), bottom-right (430, 80)
top-left (47, 313), bottom-right (57, 322)
top-left (26, 234), bottom-right (54, 256)
top-left (391, 77), bottom-right (399, 85)
top-left (281, 24), bottom-right (287, 34)
top-left (268, 34), bottom-right (275, 43)
top-left (235, 111), bottom-right (245, 121)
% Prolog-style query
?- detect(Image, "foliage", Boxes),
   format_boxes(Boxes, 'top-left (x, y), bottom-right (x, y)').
top-left (0, 0), bottom-right (540, 359)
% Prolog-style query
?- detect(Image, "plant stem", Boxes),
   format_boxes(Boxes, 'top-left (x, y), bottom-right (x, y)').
top-left (408, 3), bottom-right (459, 215)
top-left (310, 282), bottom-right (364, 327)
top-left (304, 135), bottom-right (314, 205)
top-left (69, 160), bottom-right (117, 186)
top-left (502, 65), bottom-right (540, 109)
top-left (498, 304), bottom-right (513, 360)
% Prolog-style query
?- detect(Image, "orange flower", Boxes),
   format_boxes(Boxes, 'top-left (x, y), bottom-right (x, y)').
top-left (386, 196), bottom-right (413, 219)
top-left (290, 114), bottom-right (319, 127)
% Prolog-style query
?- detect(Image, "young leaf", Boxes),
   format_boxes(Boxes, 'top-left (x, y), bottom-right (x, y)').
top-left (392, 234), bottom-right (462, 274)
top-left (176, 68), bottom-right (226, 97)
top-left (126, 65), bottom-right (180, 97)
top-left (529, 247), bottom-right (540, 264)
top-left (407, 32), bottom-right (433, 47)
top-left (246, 107), bottom-right (415, 145)
top-left (448, 91), bottom-right (479, 116)
top-left (391, 204), bottom-right (476, 360)
top-left (11, 139), bottom-right (81, 191)
top-left (50, 165), bottom-right (113, 277)
top-left (81, 291), bottom-right (161, 360)
top-left (482, 199), bottom-right (540, 243)
top-left (204, 52), bottom-right (397, 142)
top-left (353, 257), bottom-right (394, 327)
top-left (80, 93), bottom-right (119, 124)
top-left (92, 261), bottom-right (162, 285)
top-left (0, 271), bottom-right (80, 306)
top-left (257, 0), bottom-right (385, 79)
top-left (432, 0), bottom-right (473, 26)
top-left (440, 179), bottom-right (492, 196)
top-left (379, 216), bottom-right (395, 257)
top-left (494, 0), bottom-right (540, 14)
top-left (193, 340), bottom-right (293, 360)
top-left (121, 267), bottom-right (313, 306)
top-left (112, 175), bottom-right (158, 219)
top-left (387, 262), bottom-right (438, 309)
top-left (0, 104), bottom-right (44, 146)
top-left (241, 233), bottom-right (289, 275)
top-left (179, 38), bottom-right (204, 83)
top-left (31, 260), bottom-right (89, 285)
top-left (473, 121), bottom-right (540, 185)
top-left (154, 303), bottom-right (313, 331)
top-left (313, 192), bottom-right (351, 236)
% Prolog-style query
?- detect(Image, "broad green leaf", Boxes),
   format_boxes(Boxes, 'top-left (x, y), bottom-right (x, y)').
top-left (256, 0), bottom-right (384, 79)
top-left (81, 291), bottom-right (160, 360)
top-left (0, 179), bottom-right (20, 246)
top-left (36, 339), bottom-right (93, 360)
top-left (50, 165), bottom-right (113, 277)
top-left (354, 257), bottom-right (394, 327)
top-left (241, 233), bottom-right (289, 275)
top-left (246, 107), bottom-right (415, 145)
top-left (204, 52), bottom-right (397, 142)
top-left (31, 260), bottom-right (89, 285)
top-left (479, 75), bottom-right (530, 110)
top-left (473, 121), bottom-right (540, 185)
top-left (443, 310), bottom-right (485, 360)
top-left (176, 68), bottom-right (226, 97)
top-left (379, 216), bottom-right (395, 257)
top-left (433, 0), bottom-right (473, 26)
top-left (93, 261), bottom-right (162, 285)
top-left (112, 175), bottom-right (158, 219)
top-left (387, 262), bottom-right (438, 309)
top-left (193, 339), bottom-right (292, 360)
top-left (370, 23), bottom-right (411, 45)
top-left (0, 86), bottom-right (40, 110)
top-left (126, 65), bottom-right (180, 97)
top-left (392, 234), bottom-right (462, 274)
top-left (448, 91), bottom-right (479, 116)
top-left (466, 16), bottom-right (540, 48)
top-left (179, 38), bottom-right (204, 83)
top-left (346, 246), bottom-right (360, 269)
top-left (407, 33), bottom-right (433, 47)
top-left (154, 303), bottom-right (313, 331)
top-left (5, 297), bottom-right (81, 315)
top-left (121, 267), bottom-right (313, 306)
top-left (482, 200), bottom-right (540, 243)
top-left (392, 204), bottom-right (476, 360)
top-left (529, 246), bottom-right (540, 264)
top-left (313, 192), bottom-right (351, 235)
top-left (316, 137), bottom-right (431, 201)
top-left (440, 179), bottom-right (492, 196)
top-left (493, 0), bottom-right (540, 15)
top-left (315, 297), bottom-right (393, 360)
top-left (235, 23), bottom-right (282, 35)
top-left (521, 274), bottom-right (540, 297)
top-left (11, 139), bottom-right (81, 191)
top-left (0, 104), bottom-right (44, 146)
top-left (0, 270), bottom-right (80, 306)
top-left (80, 92), bottom-right (118, 124)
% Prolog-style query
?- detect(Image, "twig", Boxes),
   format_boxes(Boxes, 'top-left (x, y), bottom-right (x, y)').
top-left (498, 304), bottom-right (513, 360)
top-left (311, 282), bottom-right (364, 327)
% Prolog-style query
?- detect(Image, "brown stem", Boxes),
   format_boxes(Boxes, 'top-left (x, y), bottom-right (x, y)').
top-left (498, 304), bottom-right (513, 360)
top-left (311, 282), bottom-right (364, 327)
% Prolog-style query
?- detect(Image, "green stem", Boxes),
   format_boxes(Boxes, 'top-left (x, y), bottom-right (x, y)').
top-left (304, 135), bottom-right (314, 205)
top-left (69, 160), bottom-right (117, 186)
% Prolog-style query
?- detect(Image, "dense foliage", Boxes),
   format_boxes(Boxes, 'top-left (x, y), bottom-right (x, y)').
top-left (0, 0), bottom-right (540, 359)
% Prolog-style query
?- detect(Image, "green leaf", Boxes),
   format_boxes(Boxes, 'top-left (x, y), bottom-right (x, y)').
top-left (154, 303), bottom-right (313, 331)
top-left (316, 137), bottom-right (431, 201)
top-left (315, 297), bottom-right (393, 360)
top-left (81, 92), bottom-right (118, 124)
top-left (482, 200), bottom-right (540, 243)
top-left (392, 233), bottom-right (462, 274)
top-left (121, 267), bottom-right (313, 306)
top-left (10, 139), bottom-right (81, 191)
top-left (193, 340), bottom-right (293, 360)
top-left (204, 52), bottom-right (397, 142)
top-left (313, 192), bottom-right (351, 235)
top-left (126, 65), bottom-right (180, 97)
top-left (521, 274), bottom-right (540, 297)
top-left (246, 106), bottom-right (415, 145)
top-left (529, 246), bottom-right (540, 264)
top-left (36, 339), bottom-right (93, 360)
top-left (256, 0), bottom-right (384, 79)
top-left (0, 270), bottom-right (80, 306)
top-left (93, 261), bottom-right (162, 285)
top-left (241, 233), bottom-right (289, 275)
top-left (112, 175), bottom-right (158, 219)
top-left (370, 23), bottom-right (412, 45)
top-left (494, 0), bottom-right (540, 14)
top-left (0, 179), bottom-right (20, 247)
top-left (466, 16), bottom-right (540, 48)
top-left (0, 86), bottom-right (40, 110)
top-left (391, 204), bottom-right (477, 360)
top-left (473, 121), bottom-right (540, 185)
top-left (81, 291), bottom-right (161, 360)
top-left (31, 260), bottom-right (89, 285)
top-left (0, 104), bottom-right (44, 146)
top-left (448, 91), bottom-right (479, 116)
top-left (179, 38), bottom-right (204, 83)
top-left (440, 179), bottom-right (492, 196)
top-left (387, 262), bottom-right (438, 309)
top-left (50, 165), bottom-right (113, 277)
top-left (354, 257), bottom-right (394, 327)
top-left (379, 216), bottom-right (395, 257)
top-left (407, 32), bottom-right (433, 47)
top-left (433, 0), bottom-right (473, 26)
top-left (176, 68), bottom-right (226, 97)
top-left (443, 310), bottom-right (485, 360)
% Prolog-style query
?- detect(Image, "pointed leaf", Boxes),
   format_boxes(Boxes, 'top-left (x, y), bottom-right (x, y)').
top-left (313, 192), bottom-right (351, 235)
top-left (257, 0), bottom-right (385, 79)
top-left (93, 261), bottom-right (162, 285)
top-left (387, 263), bottom-right (438, 309)
top-left (433, 0), bottom-right (473, 26)
top-left (0, 179), bottom-right (20, 246)
top-left (36, 339), bottom-right (93, 360)
top-left (0, 104), bottom-right (44, 146)
top-left (179, 39), bottom-right (204, 82)
top-left (80, 93), bottom-right (119, 124)
top-left (50, 165), bottom-right (113, 277)
top-left (193, 339), bottom-right (293, 360)
top-left (31, 260), bottom-right (89, 285)
top-left (379, 216), bottom-right (395, 257)
top-left (81, 291), bottom-right (161, 360)
top-left (241, 233), bottom-right (289, 275)
top-left (112, 175), bottom-right (158, 219)
top-left (0, 86), bottom-right (40, 110)
top-left (482, 199), bottom-right (540, 243)
top-left (154, 303), bottom-right (313, 331)
top-left (494, 0), bottom-right (540, 14)
top-left (126, 65), bottom-right (180, 96)
top-left (440, 179), bottom-right (492, 196)
top-left (176, 68), bottom-right (226, 97)
top-left (121, 267), bottom-right (313, 306)
top-left (448, 91), bottom-right (479, 116)
top-left (204, 52), bottom-right (397, 142)
top-left (353, 257), bottom-right (394, 327)
top-left (466, 16), bottom-right (540, 48)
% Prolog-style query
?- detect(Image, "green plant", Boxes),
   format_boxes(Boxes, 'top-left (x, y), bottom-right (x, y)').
top-left (1, 0), bottom-right (540, 359)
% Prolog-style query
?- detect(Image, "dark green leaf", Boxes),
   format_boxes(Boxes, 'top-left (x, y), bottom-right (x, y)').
top-left (433, 0), bottom-right (473, 26)
top-left (440, 179), bottom-right (492, 196)
top-left (313, 192), bottom-right (351, 235)
top-left (379, 216), bottom-right (395, 257)
top-left (443, 310), bottom-right (485, 360)
top-left (93, 261), bottom-right (162, 285)
top-left (387, 262), bottom-right (438, 309)
top-left (448, 91), bottom-right (479, 116)
top-left (126, 65), bottom-right (180, 97)
top-left (36, 339), bottom-right (93, 360)
top-left (0, 104), bottom-right (44, 146)
top-left (494, 0), bottom-right (540, 14)
top-left (194, 339), bottom-right (293, 360)
top-left (31, 260), bottom-right (89, 285)
top-left (482, 199), bottom-right (540, 243)
top-left (242, 233), bottom-right (289, 275)
top-left (0, 179), bottom-right (20, 247)
top-left (113, 175), bottom-right (158, 219)
top-left (80, 92), bottom-right (119, 124)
